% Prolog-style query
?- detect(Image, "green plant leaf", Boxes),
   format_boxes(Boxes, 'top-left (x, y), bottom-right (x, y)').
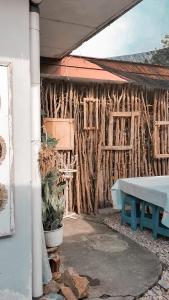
top-left (42, 170), bottom-right (66, 231)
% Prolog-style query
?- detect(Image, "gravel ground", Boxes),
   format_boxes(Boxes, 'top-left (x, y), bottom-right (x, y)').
top-left (103, 213), bottom-right (169, 300)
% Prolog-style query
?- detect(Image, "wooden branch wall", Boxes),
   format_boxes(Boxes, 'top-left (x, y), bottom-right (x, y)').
top-left (41, 79), bottom-right (169, 214)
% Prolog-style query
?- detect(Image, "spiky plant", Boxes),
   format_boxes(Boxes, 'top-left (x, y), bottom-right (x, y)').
top-left (42, 171), bottom-right (66, 231)
top-left (39, 133), bottom-right (66, 231)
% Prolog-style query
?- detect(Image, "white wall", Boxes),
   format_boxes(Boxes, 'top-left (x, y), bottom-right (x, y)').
top-left (0, 1), bottom-right (32, 299)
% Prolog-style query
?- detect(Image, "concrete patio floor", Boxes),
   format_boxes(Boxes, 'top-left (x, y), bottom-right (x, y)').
top-left (62, 215), bottom-right (162, 300)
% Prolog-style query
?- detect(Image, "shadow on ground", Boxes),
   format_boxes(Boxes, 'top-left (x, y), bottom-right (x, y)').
top-left (62, 214), bottom-right (162, 300)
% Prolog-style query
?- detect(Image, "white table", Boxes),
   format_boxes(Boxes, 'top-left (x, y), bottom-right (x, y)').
top-left (111, 176), bottom-right (169, 228)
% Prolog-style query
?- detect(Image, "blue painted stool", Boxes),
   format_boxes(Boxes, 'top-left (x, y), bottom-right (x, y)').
top-left (140, 201), bottom-right (157, 238)
top-left (153, 206), bottom-right (169, 239)
top-left (121, 194), bottom-right (141, 231)
top-left (140, 201), bottom-right (169, 239)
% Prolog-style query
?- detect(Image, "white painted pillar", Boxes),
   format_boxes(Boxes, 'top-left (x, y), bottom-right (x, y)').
top-left (30, 4), bottom-right (43, 298)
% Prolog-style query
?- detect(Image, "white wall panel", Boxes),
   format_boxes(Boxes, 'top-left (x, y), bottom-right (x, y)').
top-left (0, 64), bottom-right (14, 236)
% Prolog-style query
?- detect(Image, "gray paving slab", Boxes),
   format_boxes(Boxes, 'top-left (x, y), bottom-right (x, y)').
top-left (40, 294), bottom-right (64, 300)
top-left (62, 216), bottom-right (162, 299)
top-left (90, 297), bottom-right (134, 300)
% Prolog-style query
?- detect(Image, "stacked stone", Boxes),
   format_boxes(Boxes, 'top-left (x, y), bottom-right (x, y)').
top-left (42, 247), bottom-right (89, 300)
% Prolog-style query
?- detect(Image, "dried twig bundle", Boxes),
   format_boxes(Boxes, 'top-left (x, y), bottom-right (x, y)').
top-left (39, 145), bottom-right (61, 178)
top-left (0, 183), bottom-right (7, 211)
top-left (0, 136), bottom-right (6, 164)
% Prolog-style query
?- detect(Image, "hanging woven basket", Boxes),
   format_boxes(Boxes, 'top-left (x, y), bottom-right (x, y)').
top-left (0, 136), bottom-right (6, 164)
top-left (0, 183), bottom-right (7, 211)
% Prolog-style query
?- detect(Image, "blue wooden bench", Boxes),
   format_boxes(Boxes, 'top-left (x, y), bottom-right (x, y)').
top-left (140, 201), bottom-right (157, 238)
top-left (140, 201), bottom-right (169, 239)
top-left (121, 194), bottom-right (169, 239)
top-left (121, 194), bottom-right (141, 231)
top-left (154, 206), bottom-right (169, 239)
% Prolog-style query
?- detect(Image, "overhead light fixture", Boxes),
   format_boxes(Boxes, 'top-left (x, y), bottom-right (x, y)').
top-left (30, 0), bottom-right (43, 4)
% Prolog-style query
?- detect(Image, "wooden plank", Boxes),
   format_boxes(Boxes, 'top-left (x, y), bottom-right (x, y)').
top-left (154, 124), bottom-right (158, 158)
top-left (102, 145), bottom-right (133, 151)
top-left (155, 153), bottom-right (169, 159)
top-left (130, 113), bottom-right (135, 147)
top-left (153, 121), bottom-right (169, 158)
top-left (110, 111), bottom-right (140, 117)
top-left (95, 98), bottom-right (99, 130)
top-left (83, 98), bottom-right (99, 130)
top-left (44, 118), bottom-right (73, 123)
top-left (83, 97), bottom-right (97, 103)
top-left (84, 127), bottom-right (97, 130)
top-left (154, 121), bottom-right (169, 125)
top-left (83, 99), bottom-right (87, 129)
top-left (108, 118), bottom-right (113, 147)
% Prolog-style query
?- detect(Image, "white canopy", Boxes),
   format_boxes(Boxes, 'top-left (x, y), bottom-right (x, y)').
top-left (40, 0), bottom-right (142, 58)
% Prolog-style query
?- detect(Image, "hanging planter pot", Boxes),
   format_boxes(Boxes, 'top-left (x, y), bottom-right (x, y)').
top-left (44, 224), bottom-right (64, 248)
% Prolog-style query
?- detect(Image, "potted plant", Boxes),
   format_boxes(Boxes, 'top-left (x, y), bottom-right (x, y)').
top-left (42, 171), bottom-right (66, 247)
top-left (39, 132), bottom-right (66, 247)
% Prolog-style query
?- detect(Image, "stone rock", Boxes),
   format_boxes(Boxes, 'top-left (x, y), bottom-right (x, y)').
top-left (53, 272), bottom-right (62, 282)
top-left (50, 255), bottom-right (61, 273)
top-left (63, 268), bottom-right (89, 299)
top-left (44, 280), bottom-right (60, 295)
top-left (47, 246), bottom-right (60, 255)
top-left (158, 279), bottom-right (169, 290)
top-left (60, 286), bottom-right (77, 300)
top-left (41, 294), bottom-right (65, 300)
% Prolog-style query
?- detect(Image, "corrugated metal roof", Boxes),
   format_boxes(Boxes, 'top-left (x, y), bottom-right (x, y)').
top-left (93, 59), bottom-right (169, 76)
top-left (41, 56), bottom-right (127, 83)
top-left (92, 58), bottom-right (169, 89)
top-left (41, 55), bottom-right (169, 89)
top-left (112, 48), bottom-right (169, 66)
top-left (112, 50), bottom-right (155, 63)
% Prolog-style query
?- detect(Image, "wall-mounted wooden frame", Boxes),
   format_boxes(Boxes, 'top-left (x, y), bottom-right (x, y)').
top-left (154, 121), bottom-right (169, 159)
top-left (102, 111), bottom-right (140, 150)
top-left (83, 97), bottom-right (98, 130)
top-left (44, 118), bottom-right (74, 150)
top-left (0, 62), bottom-right (14, 237)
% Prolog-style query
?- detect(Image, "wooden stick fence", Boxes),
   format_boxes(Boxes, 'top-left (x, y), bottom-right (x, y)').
top-left (41, 79), bottom-right (169, 214)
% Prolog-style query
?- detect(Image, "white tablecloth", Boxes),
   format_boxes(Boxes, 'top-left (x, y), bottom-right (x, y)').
top-left (111, 176), bottom-right (169, 228)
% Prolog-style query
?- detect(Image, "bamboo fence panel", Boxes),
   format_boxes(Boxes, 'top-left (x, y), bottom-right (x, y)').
top-left (41, 79), bottom-right (169, 214)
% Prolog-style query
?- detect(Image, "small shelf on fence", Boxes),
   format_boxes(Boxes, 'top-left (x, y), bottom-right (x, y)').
top-left (43, 118), bottom-right (74, 151)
